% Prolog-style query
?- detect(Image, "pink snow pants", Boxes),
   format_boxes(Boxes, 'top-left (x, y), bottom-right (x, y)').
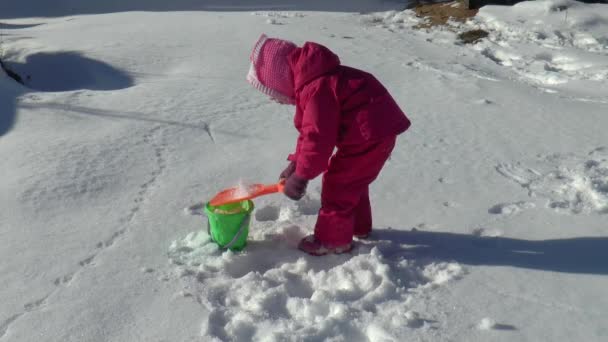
top-left (314, 136), bottom-right (397, 246)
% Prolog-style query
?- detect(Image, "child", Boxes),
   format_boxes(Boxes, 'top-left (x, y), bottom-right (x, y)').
top-left (247, 34), bottom-right (411, 256)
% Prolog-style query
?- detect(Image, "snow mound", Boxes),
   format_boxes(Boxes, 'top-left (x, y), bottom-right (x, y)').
top-left (361, 0), bottom-right (608, 102)
top-left (497, 147), bottom-right (608, 214)
top-left (489, 201), bottom-right (536, 215)
top-left (362, 10), bottom-right (422, 31)
top-left (478, 317), bottom-right (497, 330)
top-left (471, 0), bottom-right (608, 88)
top-left (477, 317), bottom-right (517, 331)
top-left (168, 221), bottom-right (463, 341)
top-left (251, 11), bottom-right (306, 18)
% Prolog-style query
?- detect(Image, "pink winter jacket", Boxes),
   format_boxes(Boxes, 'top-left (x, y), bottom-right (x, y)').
top-left (287, 42), bottom-right (411, 180)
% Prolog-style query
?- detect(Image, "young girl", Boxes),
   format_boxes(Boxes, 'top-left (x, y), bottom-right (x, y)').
top-left (247, 34), bottom-right (411, 256)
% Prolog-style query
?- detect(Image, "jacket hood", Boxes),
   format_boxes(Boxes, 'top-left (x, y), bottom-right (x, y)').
top-left (288, 42), bottom-right (341, 90)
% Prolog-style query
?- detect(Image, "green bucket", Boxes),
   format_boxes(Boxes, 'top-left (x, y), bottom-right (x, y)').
top-left (204, 200), bottom-right (254, 251)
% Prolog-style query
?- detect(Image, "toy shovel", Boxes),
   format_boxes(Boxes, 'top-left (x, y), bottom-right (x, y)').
top-left (209, 181), bottom-right (285, 207)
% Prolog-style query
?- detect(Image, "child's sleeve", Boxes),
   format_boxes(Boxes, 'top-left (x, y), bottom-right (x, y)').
top-left (287, 135), bottom-right (303, 162)
top-left (294, 78), bottom-right (340, 180)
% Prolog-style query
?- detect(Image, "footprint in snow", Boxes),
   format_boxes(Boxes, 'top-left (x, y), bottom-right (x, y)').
top-left (297, 197), bottom-right (321, 216)
top-left (497, 148), bottom-right (608, 214)
top-left (255, 205), bottom-right (280, 222)
top-left (184, 202), bottom-right (205, 216)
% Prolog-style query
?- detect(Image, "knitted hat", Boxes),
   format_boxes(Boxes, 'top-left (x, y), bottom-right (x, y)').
top-left (247, 34), bottom-right (297, 105)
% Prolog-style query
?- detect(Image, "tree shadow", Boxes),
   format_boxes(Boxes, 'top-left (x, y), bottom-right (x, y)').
top-left (20, 102), bottom-right (258, 140)
top-left (5, 51), bottom-right (134, 92)
top-left (492, 323), bottom-right (517, 331)
top-left (2, 51), bottom-right (259, 139)
top-left (0, 0), bottom-right (409, 19)
top-left (369, 228), bottom-right (608, 275)
top-left (1, 52), bottom-right (134, 137)
top-left (0, 22), bottom-right (43, 29)
top-left (0, 73), bottom-right (23, 136)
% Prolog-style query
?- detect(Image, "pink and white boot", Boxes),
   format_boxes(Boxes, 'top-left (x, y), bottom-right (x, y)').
top-left (297, 235), bottom-right (353, 256)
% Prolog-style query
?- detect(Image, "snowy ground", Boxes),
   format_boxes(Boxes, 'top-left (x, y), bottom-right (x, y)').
top-left (1, 1), bottom-right (608, 341)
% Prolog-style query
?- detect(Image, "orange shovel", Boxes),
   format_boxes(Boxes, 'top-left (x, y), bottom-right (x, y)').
top-left (209, 180), bottom-right (285, 207)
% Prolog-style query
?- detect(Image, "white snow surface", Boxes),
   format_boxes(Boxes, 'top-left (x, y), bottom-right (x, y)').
top-left (1, 1), bottom-right (608, 341)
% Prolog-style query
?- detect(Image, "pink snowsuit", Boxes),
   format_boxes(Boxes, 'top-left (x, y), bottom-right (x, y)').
top-left (286, 42), bottom-right (411, 246)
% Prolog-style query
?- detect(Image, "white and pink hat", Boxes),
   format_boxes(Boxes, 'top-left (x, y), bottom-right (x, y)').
top-left (247, 34), bottom-right (297, 105)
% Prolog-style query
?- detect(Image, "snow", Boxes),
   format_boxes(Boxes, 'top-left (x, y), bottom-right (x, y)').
top-left (233, 180), bottom-right (253, 199)
top-left (470, 0), bottom-right (608, 98)
top-left (168, 235), bottom-right (462, 340)
top-left (478, 317), bottom-right (497, 330)
top-left (2, 1), bottom-right (608, 341)
top-left (497, 149), bottom-right (608, 214)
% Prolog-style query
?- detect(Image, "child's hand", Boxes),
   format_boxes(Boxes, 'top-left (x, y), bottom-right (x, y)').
top-left (279, 161), bottom-right (296, 180)
top-left (283, 174), bottom-right (308, 201)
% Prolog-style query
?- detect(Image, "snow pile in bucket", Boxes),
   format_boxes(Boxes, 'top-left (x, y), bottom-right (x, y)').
top-left (168, 225), bottom-right (464, 341)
